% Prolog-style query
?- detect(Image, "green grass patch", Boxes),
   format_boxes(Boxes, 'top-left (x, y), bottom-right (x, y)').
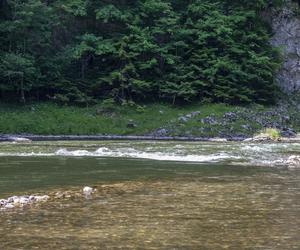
top-left (0, 102), bottom-right (299, 137)
top-left (256, 128), bottom-right (281, 140)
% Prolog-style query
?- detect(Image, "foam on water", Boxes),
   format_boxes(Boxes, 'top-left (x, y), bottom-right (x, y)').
top-left (0, 152), bottom-right (53, 157)
top-left (55, 147), bottom-right (239, 162)
top-left (0, 141), bottom-right (299, 167)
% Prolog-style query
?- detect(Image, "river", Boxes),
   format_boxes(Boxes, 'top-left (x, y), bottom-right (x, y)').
top-left (0, 141), bottom-right (299, 249)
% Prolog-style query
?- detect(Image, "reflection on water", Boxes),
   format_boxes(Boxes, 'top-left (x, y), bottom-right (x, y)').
top-left (0, 141), bottom-right (300, 249)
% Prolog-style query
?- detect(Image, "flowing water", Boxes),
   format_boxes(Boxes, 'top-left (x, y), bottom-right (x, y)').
top-left (0, 141), bottom-right (300, 249)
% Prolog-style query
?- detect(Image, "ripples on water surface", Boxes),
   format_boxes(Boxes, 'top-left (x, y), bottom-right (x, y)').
top-left (0, 141), bottom-right (300, 249)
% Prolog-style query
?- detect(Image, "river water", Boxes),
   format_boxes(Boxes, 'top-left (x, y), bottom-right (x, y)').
top-left (0, 141), bottom-right (299, 249)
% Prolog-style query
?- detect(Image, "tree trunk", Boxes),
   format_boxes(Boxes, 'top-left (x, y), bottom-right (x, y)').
top-left (81, 58), bottom-right (85, 80)
top-left (172, 94), bottom-right (176, 105)
top-left (20, 74), bottom-right (25, 104)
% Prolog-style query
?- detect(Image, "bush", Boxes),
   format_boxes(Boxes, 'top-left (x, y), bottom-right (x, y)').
top-left (257, 128), bottom-right (281, 140)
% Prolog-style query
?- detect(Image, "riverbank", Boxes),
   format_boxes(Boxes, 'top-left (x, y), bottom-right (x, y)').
top-left (1, 98), bottom-right (299, 138)
top-left (1, 134), bottom-right (300, 143)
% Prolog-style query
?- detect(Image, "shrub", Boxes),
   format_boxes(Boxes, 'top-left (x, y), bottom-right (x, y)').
top-left (258, 128), bottom-right (281, 140)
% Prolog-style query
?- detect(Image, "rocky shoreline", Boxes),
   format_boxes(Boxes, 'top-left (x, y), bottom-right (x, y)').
top-left (0, 134), bottom-right (245, 142)
top-left (0, 134), bottom-right (300, 143)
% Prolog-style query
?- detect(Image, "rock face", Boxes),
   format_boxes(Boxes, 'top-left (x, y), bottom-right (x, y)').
top-left (270, 1), bottom-right (300, 92)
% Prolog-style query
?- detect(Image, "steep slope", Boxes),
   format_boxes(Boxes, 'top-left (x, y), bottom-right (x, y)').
top-left (270, 0), bottom-right (300, 91)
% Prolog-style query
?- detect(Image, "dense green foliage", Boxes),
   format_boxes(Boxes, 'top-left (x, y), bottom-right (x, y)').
top-left (0, 0), bottom-right (283, 105)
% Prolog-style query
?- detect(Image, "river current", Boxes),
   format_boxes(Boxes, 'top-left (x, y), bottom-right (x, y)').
top-left (0, 141), bottom-right (299, 249)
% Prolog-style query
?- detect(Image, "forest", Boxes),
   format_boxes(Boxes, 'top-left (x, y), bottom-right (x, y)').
top-left (0, 0), bottom-right (287, 105)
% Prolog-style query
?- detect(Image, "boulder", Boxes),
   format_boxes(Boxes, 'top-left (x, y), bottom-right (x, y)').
top-left (34, 195), bottom-right (49, 202)
top-left (127, 120), bottom-right (137, 128)
top-left (0, 199), bottom-right (7, 207)
top-left (209, 138), bottom-right (228, 142)
top-left (287, 155), bottom-right (300, 169)
top-left (251, 135), bottom-right (272, 142)
top-left (243, 134), bottom-right (276, 142)
top-left (280, 128), bottom-right (297, 137)
top-left (200, 116), bottom-right (218, 125)
top-left (154, 128), bottom-right (168, 136)
top-left (83, 186), bottom-right (93, 196)
top-left (223, 112), bottom-right (237, 121)
top-left (11, 137), bottom-right (32, 142)
top-left (4, 204), bottom-right (14, 209)
top-left (178, 116), bottom-right (188, 123)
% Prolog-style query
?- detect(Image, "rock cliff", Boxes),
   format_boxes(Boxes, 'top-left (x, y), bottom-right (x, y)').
top-left (270, 0), bottom-right (300, 92)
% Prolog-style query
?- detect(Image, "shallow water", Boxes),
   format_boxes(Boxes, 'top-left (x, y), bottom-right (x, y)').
top-left (0, 141), bottom-right (300, 249)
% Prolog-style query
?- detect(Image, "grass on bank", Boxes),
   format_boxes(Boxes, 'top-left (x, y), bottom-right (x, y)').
top-left (0, 102), bottom-right (299, 137)
top-left (0, 102), bottom-right (229, 135)
top-left (256, 128), bottom-right (281, 140)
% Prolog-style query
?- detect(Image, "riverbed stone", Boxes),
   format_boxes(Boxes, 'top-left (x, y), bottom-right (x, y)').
top-left (29, 195), bottom-right (36, 202)
top-left (35, 195), bottom-right (49, 202)
top-left (19, 197), bottom-right (30, 205)
top-left (4, 204), bottom-right (14, 209)
top-left (83, 186), bottom-right (94, 196)
top-left (0, 199), bottom-right (7, 207)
